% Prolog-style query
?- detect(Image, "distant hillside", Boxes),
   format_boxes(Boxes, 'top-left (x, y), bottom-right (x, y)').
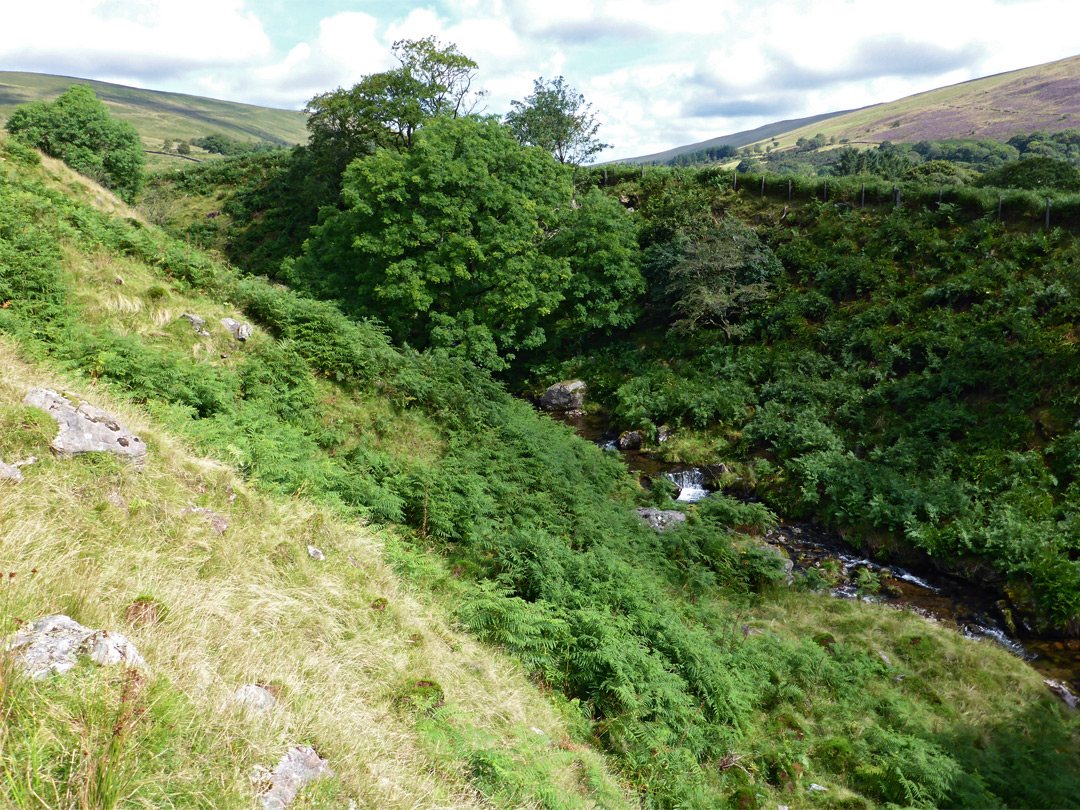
top-left (625, 53), bottom-right (1080, 166)
top-left (0, 71), bottom-right (308, 153)
top-left (613, 109), bottom-right (852, 165)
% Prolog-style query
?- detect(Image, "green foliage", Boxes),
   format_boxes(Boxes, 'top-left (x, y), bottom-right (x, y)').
top-left (285, 116), bottom-right (641, 369)
top-left (190, 133), bottom-right (280, 156)
top-left (505, 76), bottom-right (610, 166)
top-left (975, 156), bottom-right (1080, 192)
top-left (665, 217), bottom-right (782, 338)
top-left (5, 85), bottom-right (144, 201)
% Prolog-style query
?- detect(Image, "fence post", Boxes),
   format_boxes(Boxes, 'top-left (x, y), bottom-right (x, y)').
top-left (998, 194), bottom-right (1002, 220)
top-left (761, 175), bottom-right (765, 197)
top-left (788, 179), bottom-right (793, 202)
top-left (823, 177), bottom-right (828, 202)
top-left (733, 171), bottom-right (737, 191)
top-left (1046, 197), bottom-right (1051, 230)
top-left (603, 168), bottom-right (607, 186)
top-left (894, 186), bottom-right (901, 209)
top-left (641, 165), bottom-right (644, 179)
top-left (861, 183), bottom-right (865, 208)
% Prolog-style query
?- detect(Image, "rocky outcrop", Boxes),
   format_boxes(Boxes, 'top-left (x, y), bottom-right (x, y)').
top-left (636, 507), bottom-right (687, 532)
top-left (252, 746), bottom-right (333, 809)
top-left (2, 614), bottom-right (146, 679)
top-left (539, 380), bottom-right (586, 411)
top-left (24, 388), bottom-right (146, 462)
top-left (0, 460), bottom-right (23, 483)
top-left (1045, 679), bottom-right (1079, 709)
top-left (232, 684), bottom-right (277, 714)
top-left (617, 431), bottom-right (643, 450)
top-left (180, 313), bottom-right (211, 337)
top-left (221, 318), bottom-right (253, 341)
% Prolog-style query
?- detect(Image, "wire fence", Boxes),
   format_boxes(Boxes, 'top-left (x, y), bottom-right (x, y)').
top-left (583, 164), bottom-right (1080, 231)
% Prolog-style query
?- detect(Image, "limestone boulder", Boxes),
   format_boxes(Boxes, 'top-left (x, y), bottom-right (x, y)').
top-left (24, 388), bottom-right (146, 462)
top-left (636, 507), bottom-right (687, 532)
top-left (539, 379), bottom-right (587, 411)
top-left (221, 318), bottom-right (253, 341)
top-left (2, 614), bottom-right (146, 679)
top-left (253, 745), bottom-right (333, 809)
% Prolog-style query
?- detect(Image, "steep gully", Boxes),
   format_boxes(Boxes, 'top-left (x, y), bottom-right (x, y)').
top-left (550, 411), bottom-right (1080, 704)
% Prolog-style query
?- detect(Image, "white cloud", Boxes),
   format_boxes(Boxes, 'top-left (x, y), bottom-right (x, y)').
top-left (1, 0), bottom-right (1077, 158)
top-left (0, 0), bottom-right (272, 79)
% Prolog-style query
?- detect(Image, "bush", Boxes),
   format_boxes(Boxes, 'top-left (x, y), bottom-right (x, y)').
top-left (5, 86), bottom-right (145, 202)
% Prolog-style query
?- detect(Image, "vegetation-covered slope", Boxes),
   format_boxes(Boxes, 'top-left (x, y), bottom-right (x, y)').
top-left (0, 71), bottom-right (308, 151)
top-left (619, 53), bottom-right (1080, 168)
top-left (4, 102), bottom-right (1080, 810)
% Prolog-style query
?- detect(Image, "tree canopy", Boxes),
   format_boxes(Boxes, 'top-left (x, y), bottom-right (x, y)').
top-left (5, 85), bottom-right (145, 202)
top-left (304, 37), bottom-right (483, 170)
top-left (505, 76), bottom-right (609, 165)
top-left (283, 116), bottom-right (640, 370)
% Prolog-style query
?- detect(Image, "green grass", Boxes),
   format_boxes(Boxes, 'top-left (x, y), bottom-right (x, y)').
top-left (0, 71), bottom-right (308, 151)
top-left (4, 129), bottom-right (1080, 809)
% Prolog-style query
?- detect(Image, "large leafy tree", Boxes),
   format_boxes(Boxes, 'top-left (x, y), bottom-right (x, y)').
top-left (284, 116), bottom-right (640, 370)
top-left (304, 37), bottom-right (484, 176)
top-left (5, 85), bottom-right (145, 201)
top-left (505, 76), bottom-right (610, 166)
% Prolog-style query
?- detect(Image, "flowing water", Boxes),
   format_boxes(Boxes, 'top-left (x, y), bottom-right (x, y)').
top-left (549, 409), bottom-right (1080, 701)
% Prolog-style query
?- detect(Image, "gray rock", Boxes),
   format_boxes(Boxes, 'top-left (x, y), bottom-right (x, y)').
top-left (539, 379), bottom-right (587, 411)
top-left (1045, 678), bottom-right (1079, 709)
top-left (220, 318), bottom-right (253, 341)
top-left (181, 506), bottom-right (229, 535)
top-left (0, 460), bottom-right (23, 483)
top-left (255, 745), bottom-right (333, 810)
top-left (232, 684), bottom-right (277, 714)
top-left (636, 507), bottom-right (687, 532)
top-left (657, 426), bottom-right (675, 443)
top-left (617, 431), bottom-right (644, 450)
top-left (307, 545), bottom-right (325, 561)
top-left (180, 313), bottom-right (206, 332)
top-left (760, 544), bottom-right (795, 584)
top-left (2, 614), bottom-right (145, 679)
top-left (23, 389), bottom-right (146, 463)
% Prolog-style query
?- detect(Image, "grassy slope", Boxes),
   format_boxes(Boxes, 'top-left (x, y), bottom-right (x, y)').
top-left (0, 140), bottom-right (627, 809)
top-left (612, 110), bottom-right (850, 166)
top-left (4, 137), bottom-right (1080, 809)
top-left (762, 53), bottom-right (1080, 152)
top-left (627, 53), bottom-right (1080, 166)
top-left (0, 71), bottom-right (308, 171)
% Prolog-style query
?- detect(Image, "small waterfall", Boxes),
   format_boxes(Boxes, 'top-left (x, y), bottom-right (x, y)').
top-left (666, 468), bottom-right (711, 502)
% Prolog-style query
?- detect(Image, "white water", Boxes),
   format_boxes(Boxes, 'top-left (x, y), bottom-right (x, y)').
top-left (666, 469), bottom-right (711, 502)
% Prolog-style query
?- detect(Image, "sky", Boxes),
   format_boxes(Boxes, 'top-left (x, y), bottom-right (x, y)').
top-left (2, 0), bottom-right (1079, 160)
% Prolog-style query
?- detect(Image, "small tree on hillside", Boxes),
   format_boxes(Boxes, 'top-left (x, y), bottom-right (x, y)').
top-left (5, 85), bottom-right (145, 202)
top-left (505, 76), bottom-right (610, 166)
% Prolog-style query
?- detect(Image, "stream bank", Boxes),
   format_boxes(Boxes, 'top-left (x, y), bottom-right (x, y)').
top-left (549, 409), bottom-right (1080, 699)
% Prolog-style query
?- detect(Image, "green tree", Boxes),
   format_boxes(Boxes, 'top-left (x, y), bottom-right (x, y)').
top-left (504, 76), bottom-right (610, 165)
top-left (284, 116), bottom-right (640, 370)
top-left (305, 36), bottom-right (483, 169)
top-left (5, 85), bottom-right (145, 201)
top-left (666, 217), bottom-right (782, 339)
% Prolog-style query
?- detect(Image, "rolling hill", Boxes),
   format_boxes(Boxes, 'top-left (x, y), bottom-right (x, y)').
top-left (622, 53), bottom-right (1080, 165)
top-left (0, 71), bottom-right (308, 153)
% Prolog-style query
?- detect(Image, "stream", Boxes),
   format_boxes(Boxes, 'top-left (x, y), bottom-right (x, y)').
top-left (552, 410), bottom-right (1080, 702)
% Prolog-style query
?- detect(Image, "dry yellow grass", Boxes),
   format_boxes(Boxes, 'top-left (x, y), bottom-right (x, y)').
top-left (0, 340), bottom-right (627, 809)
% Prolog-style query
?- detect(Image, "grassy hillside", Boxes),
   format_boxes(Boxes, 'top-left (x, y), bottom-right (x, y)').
top-left (768, 53), bottom-right (1080, 151)
top-left (0, 71), bottom-right (308, 168)
top-left (624, 53), bottom-right (1080, 166)
top-left (612, 109), bottom-right (850, 166)
top-left (0, 136), bottom-right (627, 810)
top-left (4, 132), bottom-right (1080, 809)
